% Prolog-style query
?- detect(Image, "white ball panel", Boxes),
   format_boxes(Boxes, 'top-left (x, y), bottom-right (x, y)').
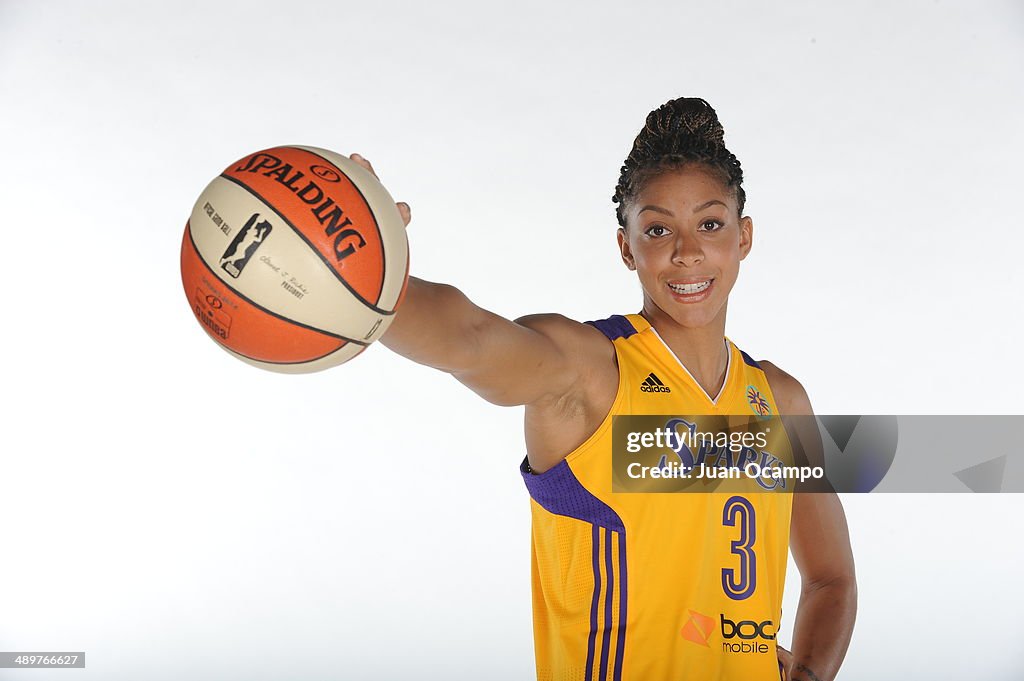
top-left (294, 146), bottom-right (409, 314)
top-left (189, 176), bottom-right (389, 342)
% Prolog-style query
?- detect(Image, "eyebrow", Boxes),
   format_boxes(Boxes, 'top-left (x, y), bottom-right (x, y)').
top-left (637, 200), bottom-right (728, 217)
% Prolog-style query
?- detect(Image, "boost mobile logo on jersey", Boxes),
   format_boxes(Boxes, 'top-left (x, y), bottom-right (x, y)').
top-left (220, 213), bottom-right (273, 278)
top-left (640, 372), bottom-right (671, 393)
top-left (680, 609), bottom-right (715, 647)
top-left (681, 610), bottom-right (776, 655)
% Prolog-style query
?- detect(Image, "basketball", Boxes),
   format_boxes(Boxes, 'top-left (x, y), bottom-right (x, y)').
top-left (180, 145), bottom-right (409, 373)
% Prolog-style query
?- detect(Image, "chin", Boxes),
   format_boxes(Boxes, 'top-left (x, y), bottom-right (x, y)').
top-left (670, 310), bottom-right (720, 329)
top-left (651, 296), bottom-right (724, 330)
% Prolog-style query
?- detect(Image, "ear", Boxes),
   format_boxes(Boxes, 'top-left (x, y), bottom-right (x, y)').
top-left (739, 215), bottom-right (753, 260)
top-left (617, 227), bottom-right (636, 270)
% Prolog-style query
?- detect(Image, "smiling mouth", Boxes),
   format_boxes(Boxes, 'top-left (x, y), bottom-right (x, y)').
top-left (668, 279), bottom-right (713, 295)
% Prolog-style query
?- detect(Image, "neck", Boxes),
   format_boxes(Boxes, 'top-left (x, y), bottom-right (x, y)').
top-left (640, 301), bottom-right (730, 398)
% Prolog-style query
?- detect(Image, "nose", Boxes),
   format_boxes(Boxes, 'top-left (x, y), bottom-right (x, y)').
top-left (671, 232), bottom-right (704, 267)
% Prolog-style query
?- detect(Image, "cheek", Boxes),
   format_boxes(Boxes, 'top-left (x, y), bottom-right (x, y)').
top-left (631, 239), bottom-right (668, 265)
top-left (712, 246), bottom-right (743, 290)
top-left (712, 240), bottom-right (743, 268)
top-left (632, 249), bottom-right (666, 282)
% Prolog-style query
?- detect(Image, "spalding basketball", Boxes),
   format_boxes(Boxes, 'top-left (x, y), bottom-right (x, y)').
top-left (180, 146), bottom-right (409, 373)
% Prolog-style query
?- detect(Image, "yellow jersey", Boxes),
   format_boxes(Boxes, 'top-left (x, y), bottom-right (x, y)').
top-left (520, 313), bottom-right (794, 680)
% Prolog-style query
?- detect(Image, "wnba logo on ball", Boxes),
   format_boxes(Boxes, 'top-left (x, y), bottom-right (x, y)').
top-left (220, 213), bottom-right (273, 278)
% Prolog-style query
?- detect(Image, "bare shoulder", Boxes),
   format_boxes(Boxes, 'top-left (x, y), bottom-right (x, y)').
top-left (516, 314), bottom-right (620, 472)
top-left (758, 360), bottom-right (814, 416)
top-left (514, 313), bottom-right (616, 368)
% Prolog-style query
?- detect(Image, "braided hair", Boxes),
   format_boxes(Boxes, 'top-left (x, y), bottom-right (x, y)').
top-left (612, 97), bottom-right (746, 227)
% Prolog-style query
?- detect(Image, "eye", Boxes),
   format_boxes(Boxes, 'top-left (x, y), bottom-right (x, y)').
top-left (699, 219), bottom-right (724, 232)
top-left (645, 224), bottom-right (670, 237)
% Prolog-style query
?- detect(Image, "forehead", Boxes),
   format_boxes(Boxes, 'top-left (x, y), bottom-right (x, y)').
top-left (626, 166), bottom-right (741, 223)
top-left (632, 166), bottom-right (736, 213)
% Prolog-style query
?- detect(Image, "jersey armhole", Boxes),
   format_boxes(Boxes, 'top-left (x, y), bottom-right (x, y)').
top-left (560, 336), bottom-right (629, 467)
top-left (522, 323), bottom-right (628, 477)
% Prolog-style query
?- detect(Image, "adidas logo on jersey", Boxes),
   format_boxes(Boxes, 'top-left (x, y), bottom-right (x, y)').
top-left (640, 372), bottom-right (671, 393)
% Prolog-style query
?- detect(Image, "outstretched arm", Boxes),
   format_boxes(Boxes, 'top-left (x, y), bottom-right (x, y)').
top-left (381, 276), bottom-right (585, 406)
top-left (763, 363), bottom-right (857, 681)
top-left (349, 154), bottom-right (598, 408)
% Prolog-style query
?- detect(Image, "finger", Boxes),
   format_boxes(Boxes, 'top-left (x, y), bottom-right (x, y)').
top-left (349, 153), bottom-right (379, 180)
top-left (397, 202), bottom-right (411, 228)
top-left (775, 646), bottom-right (792, 681)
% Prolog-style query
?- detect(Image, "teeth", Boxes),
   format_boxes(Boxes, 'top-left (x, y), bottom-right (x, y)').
top-left (669, 280), bottom-right (711, 294)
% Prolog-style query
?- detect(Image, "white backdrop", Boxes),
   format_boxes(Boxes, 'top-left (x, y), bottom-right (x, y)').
top-left (1, 1), bottom-right (1022, 679)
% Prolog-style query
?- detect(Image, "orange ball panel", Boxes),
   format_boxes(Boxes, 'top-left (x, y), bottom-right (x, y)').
top-left (180, 222), bottom-right (349, 364)
top-left (221, 146), bottom-right (386, 307)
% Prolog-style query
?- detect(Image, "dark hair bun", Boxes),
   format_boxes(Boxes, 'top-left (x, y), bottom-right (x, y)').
top-left (613, 97), bottom-right (745, 226)
top-left (641, 98), bottom-right (726, 156)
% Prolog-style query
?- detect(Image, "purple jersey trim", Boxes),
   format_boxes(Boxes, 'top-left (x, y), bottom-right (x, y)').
top-left (739, 348), bottom-right (762, 369)
top-left (585, 525), bottom-right (600, 681)
top-left (520, 457), bottom-right (625, 532)
top-left (585, 314), bottom-right (637, 342)
top-left (599, 527), bottom-right (614, 681)
top-left (521, 458), bottom-right (630, 676)
top-left (613, 532), bottom-right (627, 681)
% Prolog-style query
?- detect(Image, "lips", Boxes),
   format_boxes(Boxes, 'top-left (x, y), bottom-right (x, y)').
top-left (666, 278), bottom-right (715, 302)
top-left (668, 280), bottom-right (711, 294)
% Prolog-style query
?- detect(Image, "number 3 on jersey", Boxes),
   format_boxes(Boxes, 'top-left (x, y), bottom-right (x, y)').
top-left (722, 495), bottom-right (757, 600)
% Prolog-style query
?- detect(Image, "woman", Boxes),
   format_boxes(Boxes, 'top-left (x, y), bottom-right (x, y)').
top-left (363, 97), bottom-right (856, 681)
